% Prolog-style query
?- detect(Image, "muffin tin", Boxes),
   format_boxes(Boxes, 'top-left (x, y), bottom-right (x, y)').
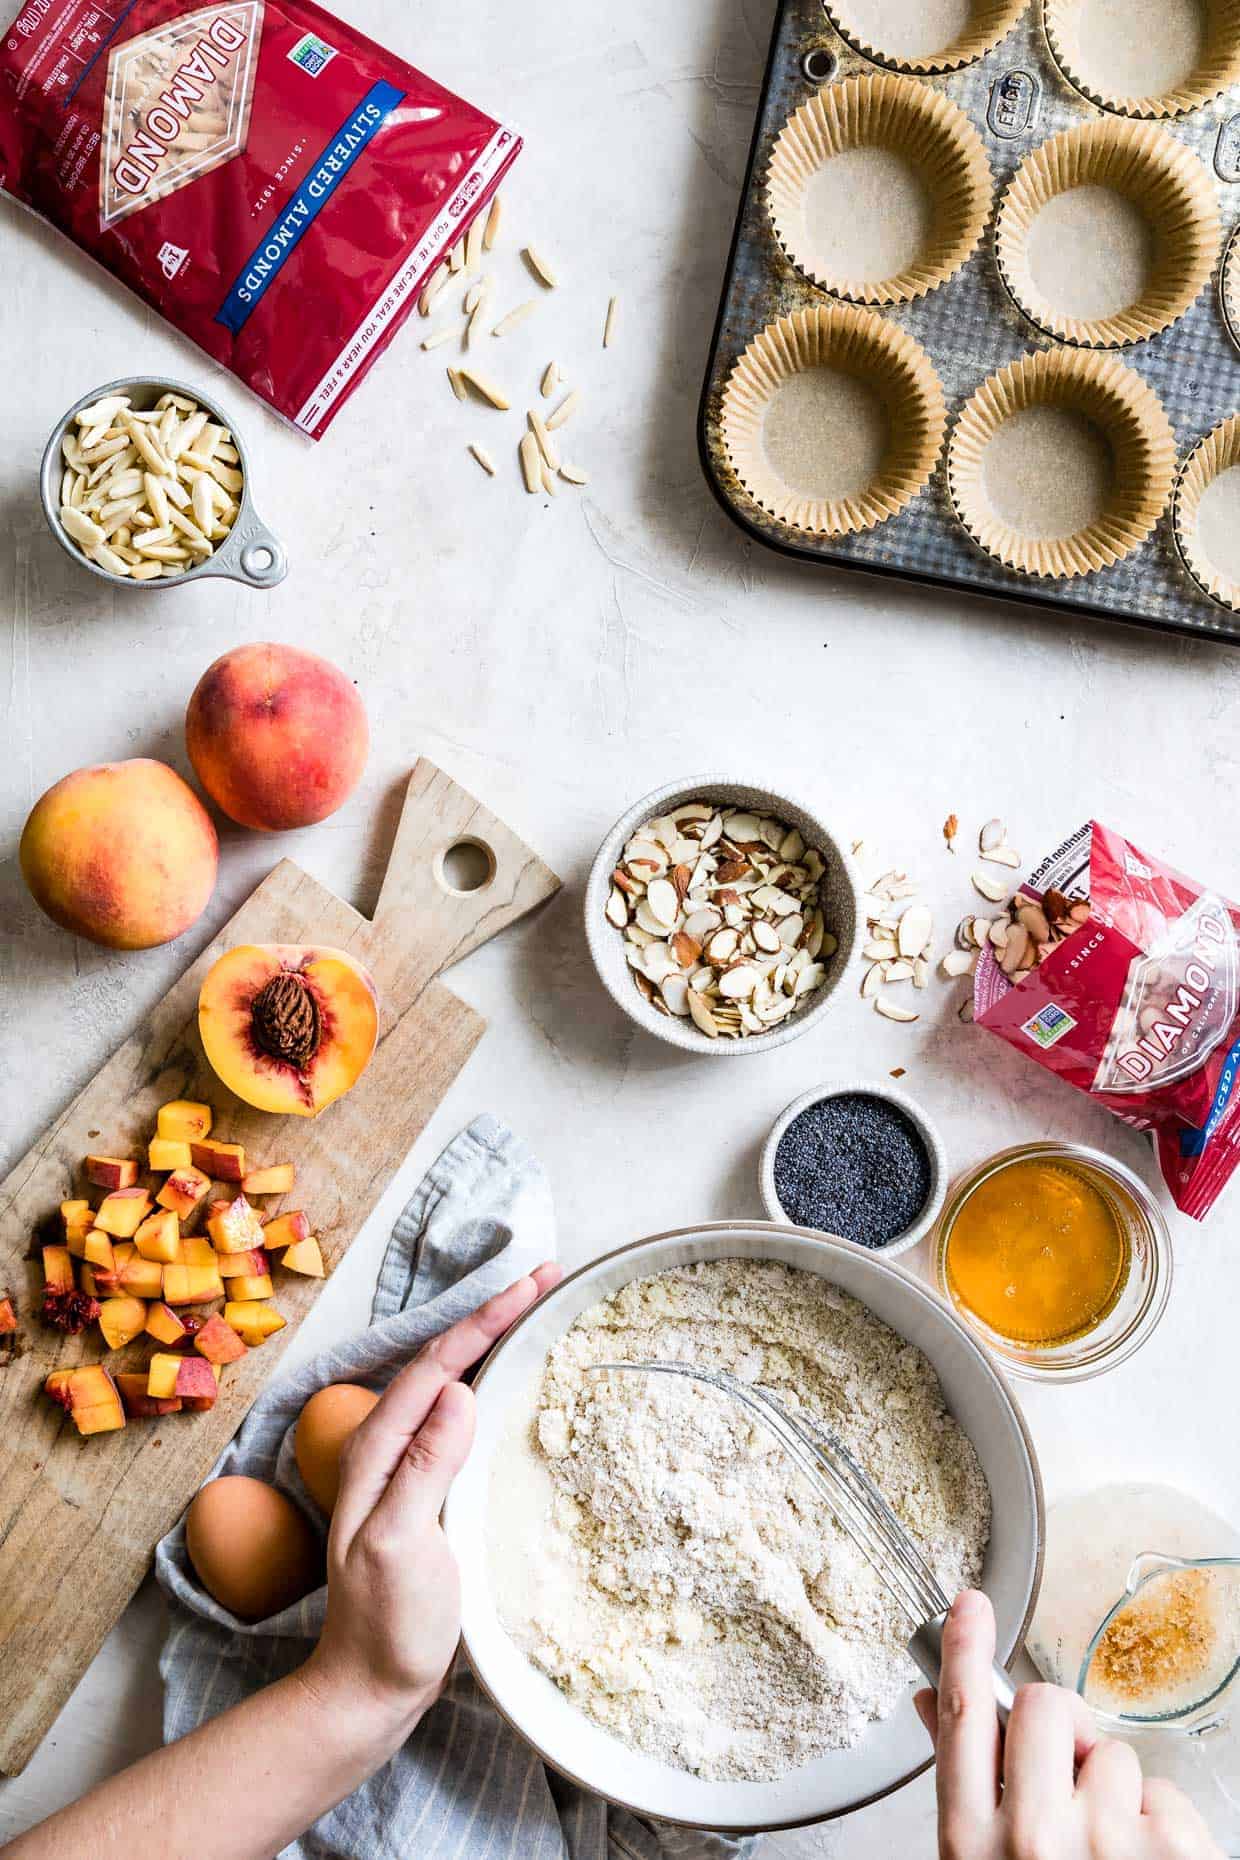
top-left (698, 0), bottom-right (1240, 643)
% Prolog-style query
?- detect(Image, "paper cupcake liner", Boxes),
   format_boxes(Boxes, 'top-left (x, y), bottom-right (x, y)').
top-left (1173, 415), bottom-right (1240, 612)
top-left (994, 120), bottom-right (1220, 349)
top-left (766, 75), bottom-right (993, 305)
top-left (1044, 0), bottom-right (1240, 118)
top-left (1220, 223), bottom-right (1240, 358)
top-left (946, 347), bottom-right (1176, 578)
top-left (720, 305), bottom-right (947, 537)
top-left (822, 0), bottom-right (1029, 73)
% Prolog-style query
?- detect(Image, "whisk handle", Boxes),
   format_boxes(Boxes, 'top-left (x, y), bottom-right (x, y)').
top-left (908, 1612), bottom-right (1017, 1729)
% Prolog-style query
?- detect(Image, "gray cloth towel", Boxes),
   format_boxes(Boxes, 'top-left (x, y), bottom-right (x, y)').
top-left (156, 1115), bottom-right (754, 1860)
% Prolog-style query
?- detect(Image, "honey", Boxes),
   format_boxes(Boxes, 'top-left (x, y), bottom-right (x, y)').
top-left (944, 1156), bottom-right (1129, 1346)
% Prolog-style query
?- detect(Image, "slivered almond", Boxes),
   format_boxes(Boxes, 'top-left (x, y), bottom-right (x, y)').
top-left (541, 361), bottom-right (559, 397)
top-left (482, 193), bottom-right (503, 250)
top-left (523, 245), bottom-right (559, 288)
top-left (519, 433), bottom-right (542, 494)
top-left (447, 367), bottom-right (467, 401)
top-left (492, 300), bottom-right (537, 338)
top-left (468, 443), bottom-right (497, 477)
top-left (420, 323), bottom-right (456, 351)
top-left (528, 409), bottom-right (560, 471)
top-left (559, 462), bottom-right (588, 486)
top-left (464, 214), bottom-right (485, 273)
top-left (603, 294), bottom-right (619, 348)
top-left (458, 368), bottom-right (510, 410)
top-left (546, 389), bottom-right (580, 431)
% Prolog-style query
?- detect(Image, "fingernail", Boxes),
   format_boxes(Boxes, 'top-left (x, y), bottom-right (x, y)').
top-left (952, 1588), bottom-right (986, 1621)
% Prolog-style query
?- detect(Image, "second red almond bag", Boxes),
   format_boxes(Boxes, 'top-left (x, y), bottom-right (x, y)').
top-left (0, 0), bottom-right (520, 437)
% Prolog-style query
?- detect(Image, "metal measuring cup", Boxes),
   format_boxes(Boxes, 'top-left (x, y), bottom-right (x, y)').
top-left (40, 373), bottom-right (288, 591)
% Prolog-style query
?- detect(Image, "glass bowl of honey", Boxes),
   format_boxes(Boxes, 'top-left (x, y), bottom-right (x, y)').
top-left (932, 1143), bottom-right (1172, 1382)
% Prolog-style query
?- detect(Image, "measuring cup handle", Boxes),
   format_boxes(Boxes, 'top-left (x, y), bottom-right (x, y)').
top-left (207, 505), bottom-right (289, 589)
top-left (909, 1611), bottom-right (1017, 1728)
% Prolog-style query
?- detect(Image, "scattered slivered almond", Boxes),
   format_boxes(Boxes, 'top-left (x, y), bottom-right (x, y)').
top-left (528, 409), bottom-right (559, 471)
top-left (469, 443), bottom-right (497, 477)
top-left (559, 462), bottom-right (588, 486)
top-left (464, 214), bottom-right (485, 273)
top-left (447, 241), bottom-right (464, 273)
top-left (447, 367), bottom-right (467, 401)
top-left (523, 245), bottom-right (559, 288)
top-left (541, 459), bottom-right (558, 495)
top-left (483, 193), bottom-right (503, 250)
top-left (458, 367), bottom-right (510, 410)
top-left (519, 431), bottom-right (542, 494)
top-left (463, 278), bottom-right (489, 315)
top-left (492, 299), bottom-right (538, 338)
top-left (603, 294), bottom-right (619, 348)
top-left (541, 361), bottom-right (559, 397)
top-left (546, 388), bottom-right (580, 431)
top-left (421, 325), bottom-right (457, 351)
top-left (419, 267), bottom-right (449, 315)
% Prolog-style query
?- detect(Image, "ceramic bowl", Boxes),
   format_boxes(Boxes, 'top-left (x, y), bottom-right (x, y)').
top-left (759, 1079), bottom-right (947, 1257)
top-left (40, 374), bottom-right (287, 591)
top-left (443, 1221), bottom-right (1044, 1833)
top-left (584, 777), bottom-right (862, 1056)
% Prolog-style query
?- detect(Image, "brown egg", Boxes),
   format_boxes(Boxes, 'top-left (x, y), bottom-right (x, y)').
top-left (295, 1382), bottom-right (379, 1516)
top-left (186, 1475), bottom-right (320, 1621)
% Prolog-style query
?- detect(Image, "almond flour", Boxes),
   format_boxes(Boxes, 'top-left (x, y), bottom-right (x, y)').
top-left (491, 1260), bottom-right (990, 1781)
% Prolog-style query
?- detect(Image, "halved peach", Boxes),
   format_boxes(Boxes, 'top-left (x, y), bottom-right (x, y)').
top-left (98, 1296), bottom-right (147, 1350)
top-left (241, 1164), bottom-right (295, 1196)
top-left (95, 1187), bottom-right (152, 1237)
top-left (149, 1136), bottom-right (192, 1172)
top-left (198, 945), bottom-right (378, 1119)
top-left (158, 1100), bottom-right (213, 1143)
top-left (84, 1155), bottom-right (138, 1191)
top-left (157, 1166), bottom-right (211, 1218)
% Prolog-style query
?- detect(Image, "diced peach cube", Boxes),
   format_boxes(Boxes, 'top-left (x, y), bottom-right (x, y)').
top-left (281, 1237), bottom-right (325, 1278)
top-left (134, 1209), bottom-right (180, 1264)
top-left (162, 1262), bottom-right (224, 1306)
top-left (157, 1166), bottom-right (211, 1218)
top-left (83, 1230), bottom-right (117, 1275)
top-left (224, 1300), bottom-right (286, 1347)
top-left (157, 1100), bottom-right (213, 1143)
top-left (66, 1227), bottom-right (90, 1261)
top-left (149, 1353), bottom-right (217, 1410)
top-left (45, 1365), bottom-right (126, 1435)
top-left (193, 1312), bottom-right (247, 1366)
top-left (118, 1250), bottom-right (164, 1297)
top-left (226, 1272), bottom-right (273, 1302)
top-left (145, 1300), bottom-right (189, 1346)
top-left (94, 1187), bottom-right (152, 1238)
top-left (260, 1211), bottom-right (309, 1252)
top-left (148, 1136), bottom-right (192, 1172)
top-left (240, 1164), bottom-right (295, 1196)
top-left (217, 1247), bottom-right (270, 1279)
top-left (42, 1245), bottom-right (75, 1292)
top-left (61, 1199), bottom-right (92, 1238)
top-left (97, 1295), bottom-right (147, 1350)
top-left (207, 1195), bottom-right (265, 1254)
top-left (116, 1371), bottom-right (181, 1419)
top-left (190, 1138), bottom-right (245, 1181)
top-left (0, 1295), bottom-right (17, 1336)
top-left (80, 1262), bottom-right (114, 1299)
top-left (84, 1155), bottom-right (138, 1191)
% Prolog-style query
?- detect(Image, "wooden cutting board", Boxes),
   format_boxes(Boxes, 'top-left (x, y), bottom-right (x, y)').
top-left (0, 758), bottom-right (559, 1775)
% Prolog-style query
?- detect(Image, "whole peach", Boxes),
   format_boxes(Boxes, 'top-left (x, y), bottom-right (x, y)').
top-left (186, 643), bottom-right (368, 832)
top-left (20, 759), bottom-right (218, 950)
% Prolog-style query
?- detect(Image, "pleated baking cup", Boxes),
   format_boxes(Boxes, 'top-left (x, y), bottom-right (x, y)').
top-left (719, 305), bottom-right (947, 537)
top-left (1173, 416), bottom-right (1240, 611)
top-left (1044, 0), bottom-right (1240, 118)
top-left (946, 347), bottom-right (1176, 578)
top-left (821, 0), bottom-right (1029, 73)
top-left (766, 75), bottom-right (993, 305)
top-left (994, 120), bottom-right (1220, 349)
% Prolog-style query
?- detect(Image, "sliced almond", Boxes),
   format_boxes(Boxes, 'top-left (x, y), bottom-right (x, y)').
top-left (982, 846), bottom-right (1022, 868)
top-left (971, 871), bottom-right (1009, 903)
top-left (940, 949), bottom-right (976, 978)
top-left (897, 904), bottom-right (932, 959)
top-left (979, 818), bottom-right (1007, 853)
top-left (706, 926), bottom-right (740, 965)
top-left (717, 963), bottom-right (759, 999)
top-left (861, 964), bottom-right (885, 999)
top-left (605, 887), bottom-right (628, 929)
top-left (875, 997), bottom-right (919, 1023)
top-left (864, 938), bottom-right (899, 961)
top-left (645, 877), bottom-right (680, 928)
top-left (688, 990), bottom-right (719, 1038)
top-left (661, 974), bottom-right (690, 1017)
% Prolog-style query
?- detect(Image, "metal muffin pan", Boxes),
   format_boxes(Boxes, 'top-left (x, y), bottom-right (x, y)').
top-left (698, 0), bottom-right (1240, 646)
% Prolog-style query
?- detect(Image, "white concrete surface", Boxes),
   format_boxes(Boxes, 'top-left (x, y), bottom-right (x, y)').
top-left (3, 0), bottom-right (1240, 1851)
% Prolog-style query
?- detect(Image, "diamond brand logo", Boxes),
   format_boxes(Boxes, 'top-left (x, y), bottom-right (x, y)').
top-left (100, 2), bottom-right (263, 230)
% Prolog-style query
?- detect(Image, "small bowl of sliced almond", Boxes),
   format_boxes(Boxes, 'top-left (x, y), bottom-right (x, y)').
top-left (585, 778), bottom-right (861, 1054)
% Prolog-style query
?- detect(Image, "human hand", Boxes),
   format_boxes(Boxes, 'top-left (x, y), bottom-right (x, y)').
top-left (300, 1264), bottom-right (561, 1740)
top-left (915, 1590), bottom-right (1223, 1860)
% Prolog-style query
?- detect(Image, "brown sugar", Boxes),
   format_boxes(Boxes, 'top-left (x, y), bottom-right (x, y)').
top-left (1091, 1569), bottom-right (1214, 1704)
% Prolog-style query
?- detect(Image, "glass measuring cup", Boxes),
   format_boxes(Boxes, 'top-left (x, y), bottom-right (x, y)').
top-left (1080, 1553), bottom-right (1240, 1727)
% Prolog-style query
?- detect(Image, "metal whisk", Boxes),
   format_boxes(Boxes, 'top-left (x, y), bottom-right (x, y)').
top-left (586, 1360), bottom-right (1014, 1724)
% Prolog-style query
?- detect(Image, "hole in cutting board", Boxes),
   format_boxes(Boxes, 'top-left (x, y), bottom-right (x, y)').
top-left (801, 46), bottom-right (838, 81)
top-left (438, 838), bottom-right (496, 895)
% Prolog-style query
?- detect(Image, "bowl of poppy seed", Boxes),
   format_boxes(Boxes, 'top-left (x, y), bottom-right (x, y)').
top-left (759, 1081), bottom-right (946, 1257)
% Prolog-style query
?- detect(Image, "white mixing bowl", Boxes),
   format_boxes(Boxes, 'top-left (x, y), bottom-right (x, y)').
top-left (443, 1222), bottom-right (1044, 1833)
